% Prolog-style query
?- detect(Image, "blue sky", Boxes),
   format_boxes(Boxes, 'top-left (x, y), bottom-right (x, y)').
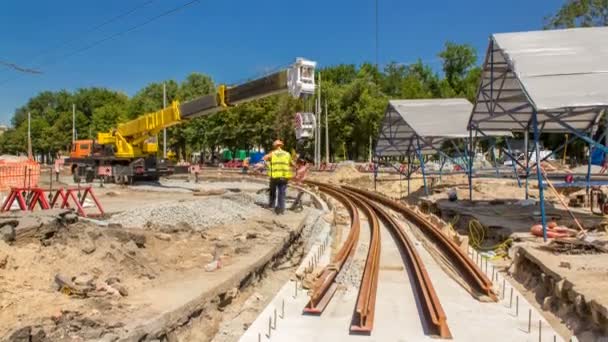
top-left (0, 0), bottom-right (562, 124)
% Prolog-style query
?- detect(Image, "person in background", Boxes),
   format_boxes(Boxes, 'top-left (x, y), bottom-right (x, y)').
top-left (264, 140), bottom-right (294, 215)
top-left (600, 153), bottom-right (608, 174)
top-left (242, 156), bottom-right (250, 174)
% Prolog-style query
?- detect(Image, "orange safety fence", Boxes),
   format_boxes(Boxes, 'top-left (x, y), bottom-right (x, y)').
top-left (0, 159), bottom-right (40, 191)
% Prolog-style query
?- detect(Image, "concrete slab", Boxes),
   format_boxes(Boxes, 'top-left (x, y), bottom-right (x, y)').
top-left (240, 219), bottom-right (566, 342)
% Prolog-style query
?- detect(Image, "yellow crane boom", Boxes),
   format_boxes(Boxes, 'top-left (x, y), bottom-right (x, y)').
top-left (99, 58), bottom-right (316, 159)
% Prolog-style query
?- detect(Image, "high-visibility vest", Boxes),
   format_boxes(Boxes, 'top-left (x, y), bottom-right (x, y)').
top-left (270, 150), bottom-right (292, 179)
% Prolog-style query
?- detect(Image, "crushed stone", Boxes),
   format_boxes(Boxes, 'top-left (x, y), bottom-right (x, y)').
top-left (108, 193), bottom-right (263, 230)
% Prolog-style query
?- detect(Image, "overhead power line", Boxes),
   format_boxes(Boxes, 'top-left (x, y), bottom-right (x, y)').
top-left (0, 0), bottom-right (201, 86)
top-left (1, 0), bottom-right (158, 76)
top-left (55, 0), bottom-right (201, 63)
top-left (29, 0), bottom-right (159, 65)
top-left (0, 60), bottom-right (42, 74)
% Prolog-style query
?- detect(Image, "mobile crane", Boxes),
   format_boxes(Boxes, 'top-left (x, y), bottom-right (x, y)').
top-left (68, 58), bottom-right (316, 184)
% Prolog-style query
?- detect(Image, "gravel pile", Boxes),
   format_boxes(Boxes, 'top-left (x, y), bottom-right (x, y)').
top-left (108, 194), bottom-right (260, 230)
top-left (336, 243), bottom-right (367, 288)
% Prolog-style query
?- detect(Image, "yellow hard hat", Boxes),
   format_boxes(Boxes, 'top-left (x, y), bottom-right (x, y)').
top-left (273, 139), bottom-right (284, 147)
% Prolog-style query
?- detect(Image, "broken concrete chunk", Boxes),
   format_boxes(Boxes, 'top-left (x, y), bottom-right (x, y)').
top-left (124, 240), bottom-right (139, 255)
top-left (87, 230), bottom-right (103, 240)
top-left (542, 296), bottom-right (553, 311)
top-left (234, 234), bottom-right (247, 243)
top-left (81, 239), bottom-right (96, 254)
top-left (30, 326), bottom-right (46, 342)
top-left (73, 273), bottom-right (95, 287)
top-left (8, 326), bottom-right (31, 342)
top-left (105, 277), bottom-right (121, 286)
top-left (62, 213), bottom-right (78, 224)
top-left (0, 254), bottom-right (8, 269)
top-left (0, 225), bottom-right (16, 243)
top-left (154, 233), bottom-right (172, 242)
top-left (112, 284), bottom-right (128, 297)
top-left (205, 259), bottom-right (222, 272)
top-left (99, 333), bottom-right (119, 342)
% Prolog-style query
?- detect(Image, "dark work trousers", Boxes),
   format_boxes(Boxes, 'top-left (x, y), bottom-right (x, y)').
top-left (268, 178), bottom-right (288, 214)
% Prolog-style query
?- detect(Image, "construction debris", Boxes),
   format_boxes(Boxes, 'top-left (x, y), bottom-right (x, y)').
top-left (541, 238), bottom-right (608, 255)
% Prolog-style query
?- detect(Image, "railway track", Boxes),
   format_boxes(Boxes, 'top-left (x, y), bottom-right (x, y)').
top-left (302, 181), bottom-right (496, 338)
top-left (343, 185), bottom-right (497, 301)
top-left (303, 183), bottom-right (361, 314)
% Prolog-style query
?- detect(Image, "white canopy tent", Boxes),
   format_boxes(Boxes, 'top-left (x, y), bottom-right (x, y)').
top-left (376, 98), bottom-right (509, 157)
top-left (375, 98), bottom-right (510, 196)
top-left (376, 99), bottom-right (472, 156)
top-left (469, 26), bottom-right (608, 133)
top-left (468, 26), bottom-right (608, 241)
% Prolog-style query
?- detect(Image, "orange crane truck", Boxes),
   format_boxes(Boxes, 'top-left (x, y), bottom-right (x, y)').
top-left (67, 58), bottom-right (316, 184)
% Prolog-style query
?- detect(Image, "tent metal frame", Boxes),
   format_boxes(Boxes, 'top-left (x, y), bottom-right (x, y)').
top-left (468, 34), bottom-right (608, 241)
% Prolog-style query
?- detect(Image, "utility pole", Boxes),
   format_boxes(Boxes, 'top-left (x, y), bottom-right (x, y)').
top-left (317, 72), bottom-right (322, 165)
top-left (27, 112), bottom-right (32, 159)
top-left (375, 0), bottom-right (379, 73)
top-left (72, 104), bottom-right (76, 143)
top-left (369, 135), bottom-right (372, 163)
top-left (163, 83), bottom-right (167, 159)
top-left (325, 99), bottom-right (329, 164)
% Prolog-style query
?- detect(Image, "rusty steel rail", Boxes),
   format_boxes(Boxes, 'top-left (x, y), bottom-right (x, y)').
top-left (303, 181), bottom-right (360, 313)
top-left (348, 193), bottom-right (381, 334)
top-left (345, 188), bottom-right (452, 339)
top-left (344, 185), bottom-right (497, 301)
top-left (304, 181), bottom-right (381, 334)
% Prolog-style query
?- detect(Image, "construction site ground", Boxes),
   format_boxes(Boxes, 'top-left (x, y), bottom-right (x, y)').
top-left (0, 173), bottom-right (324, 341)
top-left (308, 165), bottom-right (607, 340)
top-left (1, 166), bottom-right (607, 341)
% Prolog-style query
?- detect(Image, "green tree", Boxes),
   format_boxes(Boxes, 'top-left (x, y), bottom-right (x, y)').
top-left (438, 42), bottom-right (477, 96)
top-left (545, 0), bottom-right (608, 28)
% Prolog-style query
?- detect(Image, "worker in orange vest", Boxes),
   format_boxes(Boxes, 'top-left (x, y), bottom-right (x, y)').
top-left (264, 140), bottom-right (294, 215)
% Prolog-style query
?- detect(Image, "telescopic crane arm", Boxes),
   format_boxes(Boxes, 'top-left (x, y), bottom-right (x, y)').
top-left (99, 58), bottom-right (316, 159)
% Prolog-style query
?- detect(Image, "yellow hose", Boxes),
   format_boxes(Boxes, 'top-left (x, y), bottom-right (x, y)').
top-left (449, 215), bottom-right (512, 259)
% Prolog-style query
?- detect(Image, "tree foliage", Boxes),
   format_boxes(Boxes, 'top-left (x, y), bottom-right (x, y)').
top-left (545, 0), bottom-right (608, 28)
top-left (0, 41), bottom-right (484, 162)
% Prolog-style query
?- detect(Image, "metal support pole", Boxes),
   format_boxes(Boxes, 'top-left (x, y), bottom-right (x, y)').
top-left (415, 139), bottom-right (428, 196)
top-left (491, 138), bottom-right (499, 176)
top-left (524, 131), bottom-right (529, 199)
top-left (533, 110), bottom-right (548, 241)
top-left (407, 154), bottom-right (411, 196)
top-left (325, 99), bottom-right (329, 164)
top-left (373, 159), bottom-right (378, 192)
top-left (439, 155), bottom-right (446, 183)
top-left (504, 138), bottom-right (522, 188)
top-left (163, 83), bottom-right (167, 159)
top-left (468, 129), bottom-right (473, 201)
top-left (586, 142), bottom-right (592, 195)
top-left (72, 104), bottom-right (76, 144)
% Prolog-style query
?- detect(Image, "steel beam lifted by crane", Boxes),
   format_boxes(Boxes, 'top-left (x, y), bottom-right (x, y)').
top-left (68, 58), bottom-right (316, 184)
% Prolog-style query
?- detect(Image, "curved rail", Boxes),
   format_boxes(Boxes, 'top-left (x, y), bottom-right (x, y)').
top-left (348, 193), bottom-right (381, 334)
top-left (343, 185), bottom-right (497, 301)
top-left (304, 181), bottom-right (381, 334)
top-left (303, 182), bottom-right (360, 313)
top-left (345, 188), bottom-right (452, 338)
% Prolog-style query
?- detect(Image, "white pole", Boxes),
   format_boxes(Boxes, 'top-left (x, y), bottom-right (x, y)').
top-left (72, 104), bottom-right (76, 143)
top-left (163, 83), bottom-right (167, 159)
top-left (369, 135), bottom-right (372, 163)
top-left (27, 111), bottom-right (32, 159)
top-left (317, 72), bottom-right (322, 165)
top-left (325, 99), bottom-right (329, 164)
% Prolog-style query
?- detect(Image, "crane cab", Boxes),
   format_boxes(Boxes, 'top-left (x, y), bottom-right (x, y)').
top-left (70, 140), bottom-right (94, 159)
top-left (288, 58), bottom-right (316, 98)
